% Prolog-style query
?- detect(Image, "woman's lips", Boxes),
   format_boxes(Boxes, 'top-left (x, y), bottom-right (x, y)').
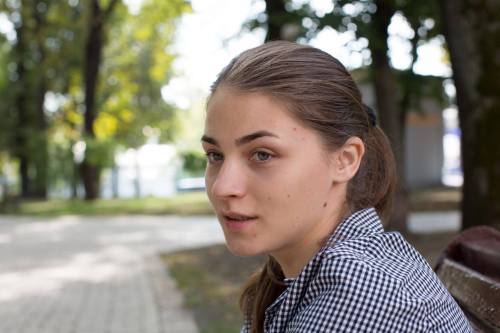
top-left (223, 214), bottom-right (258, 230)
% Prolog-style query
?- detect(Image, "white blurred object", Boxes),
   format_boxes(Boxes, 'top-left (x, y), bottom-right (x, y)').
top-left (442, 107), bottom-right (463, 187)
top-left (408, 211), bottom-right (461, 234)
top-left (176, 177), bottom-right (205, 192)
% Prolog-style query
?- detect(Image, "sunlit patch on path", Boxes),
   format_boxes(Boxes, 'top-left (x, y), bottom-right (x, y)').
top-left (0, 215), bottom-right (224, 333)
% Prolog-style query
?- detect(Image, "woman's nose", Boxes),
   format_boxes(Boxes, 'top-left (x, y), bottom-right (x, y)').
top-left (210, 161), bottom-right (247, 199)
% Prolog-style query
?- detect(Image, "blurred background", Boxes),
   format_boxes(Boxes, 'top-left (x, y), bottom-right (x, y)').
top-left (0, 0), bottom-right (498, 332)
top-left (1, 0), bottom-right (498, 231)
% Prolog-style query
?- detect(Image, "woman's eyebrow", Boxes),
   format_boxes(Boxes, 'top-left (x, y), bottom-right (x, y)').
top-left (201, 130), bottom-right (279, 147)
top-left (235, 130), bottom-right (279, 146)
top-left (201, 135), bottom-right (219, 146)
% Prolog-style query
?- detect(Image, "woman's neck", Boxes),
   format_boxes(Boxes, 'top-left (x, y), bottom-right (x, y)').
top-left (272, 204), bottom-right (347, 278)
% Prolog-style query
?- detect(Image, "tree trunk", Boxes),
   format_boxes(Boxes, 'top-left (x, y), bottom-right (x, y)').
top-left (13, 10), bottom-right (31, 199)
top-left (33, 4), bottom-right (48, 199)
top-left (265, 0), bottom-right (302, 42)
top-left (440, 0), bottom-right (500, 229)
top-left (71, 158), bottom-right (79, 199)
top-left (12, 0), bottom-right (49, 199)
top-left (19, 157), bottom-right (29, 198)
top-left (80, 162), bottom-right (99, 199)
top-left (81, 0), bottom-right (119, 200)
top-left (81, 0), bottom-right (105, 200)
top-left (83, 0), bottom-right (103, 140)
top-left (371, 0), bottom-right (408, 233)
top-left (32, 76), bottom-right (48, 199)
top-left (265, 0), bottom-right (285, 41)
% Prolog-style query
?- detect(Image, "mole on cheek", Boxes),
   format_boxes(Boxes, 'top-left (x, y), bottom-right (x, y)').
top-left (323, 202), bottom-right (327, 208)
top-left (293, 127), bottom-right (297, 131)
top-left (287, 194), bottom-right (291, 198)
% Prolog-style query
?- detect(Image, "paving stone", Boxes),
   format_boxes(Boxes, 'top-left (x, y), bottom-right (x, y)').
top-left (0, 215), bottom-right (225, 333)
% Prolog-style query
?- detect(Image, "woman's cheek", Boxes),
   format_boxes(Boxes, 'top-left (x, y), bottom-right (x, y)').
top-left (204, 173), bottom-right (217, 202)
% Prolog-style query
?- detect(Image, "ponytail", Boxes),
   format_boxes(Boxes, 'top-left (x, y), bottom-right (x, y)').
top-left (239, 257), bottom-right (286, 333)
top-left (347, 126), bottom-right (396, 223)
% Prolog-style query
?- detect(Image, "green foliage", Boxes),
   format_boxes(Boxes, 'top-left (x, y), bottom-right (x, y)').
top-left (180, 150), bottom-right (207, 176)
top-left (94, 0), bottom-right (189, 147)
top-left (0, 0), bottom-right (190, 197)
top-left (246, 0), bottom-right (447, 113)
top-left (0, 0), bottom-right (86, 197)
top-left (83, 136), bottom-right (116, 168)
top-left (0, 42), bottom-right (13, 153)
top-left (47, 139), bottom-right (76, 192)
top-left (396, 71), bottom-right (447, 112)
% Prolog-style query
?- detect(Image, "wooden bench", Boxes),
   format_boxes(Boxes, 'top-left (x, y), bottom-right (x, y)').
top-left (434, 226), bottom-right (500, 333)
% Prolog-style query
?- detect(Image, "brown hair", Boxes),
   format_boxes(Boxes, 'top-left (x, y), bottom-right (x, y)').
top-left (209, 41), bottom-right (396, 333)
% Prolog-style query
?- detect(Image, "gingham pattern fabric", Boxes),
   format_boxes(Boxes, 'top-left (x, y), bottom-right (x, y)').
top-left (241, 208), bottom-right (472, 332)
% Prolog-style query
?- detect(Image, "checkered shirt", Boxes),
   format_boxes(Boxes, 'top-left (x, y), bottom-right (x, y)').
top-left (241, 208), bottom-right (472, 332)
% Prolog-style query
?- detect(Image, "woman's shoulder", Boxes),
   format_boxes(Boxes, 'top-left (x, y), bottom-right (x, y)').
top-left (294, 233), bottom-right (473, 332)
top-left (321, 230), bottom-right (430, 283)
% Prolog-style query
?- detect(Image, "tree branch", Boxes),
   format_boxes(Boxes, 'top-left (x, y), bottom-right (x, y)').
top-left (103, 0), bottom-right (120, 21)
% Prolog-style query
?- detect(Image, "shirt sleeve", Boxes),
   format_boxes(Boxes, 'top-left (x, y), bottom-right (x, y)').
top-left (286, 259), bottom-right (472, 333)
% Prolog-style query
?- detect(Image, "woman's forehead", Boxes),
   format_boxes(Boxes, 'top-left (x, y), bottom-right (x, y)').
top-left (207, 89), bottom-right (294, 122)
top-left (205, 93), bottom-right (305, 137)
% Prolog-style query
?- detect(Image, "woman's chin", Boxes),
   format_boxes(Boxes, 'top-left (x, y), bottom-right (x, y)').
top-left (224, 241), bottom-right (264, 257)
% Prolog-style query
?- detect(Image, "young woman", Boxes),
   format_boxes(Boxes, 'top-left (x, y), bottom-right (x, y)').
top-left (201, 41), bottom-right (471, 333)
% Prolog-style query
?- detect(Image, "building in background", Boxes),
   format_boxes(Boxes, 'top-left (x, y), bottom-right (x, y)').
top-left (100, 143), bottom-right (180, 199)
top-left (359, 82), bottom-right (462, 190)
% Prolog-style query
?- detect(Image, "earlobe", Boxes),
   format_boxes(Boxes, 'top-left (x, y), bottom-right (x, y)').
top-left (330, 137), bottom-right (365, 183)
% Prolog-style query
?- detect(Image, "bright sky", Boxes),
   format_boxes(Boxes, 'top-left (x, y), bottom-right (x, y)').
top-left (160, 0), bottom-right (451, 110)
top-left (160, 0), bottom-right (266, 109)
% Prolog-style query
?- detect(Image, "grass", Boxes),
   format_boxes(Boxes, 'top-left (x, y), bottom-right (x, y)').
top-left (1, 191), bottom-right (214, 216)
top-left (1, 186), bottom-right (461, 217)
top-left (161, 245), bottom-right (266, 333)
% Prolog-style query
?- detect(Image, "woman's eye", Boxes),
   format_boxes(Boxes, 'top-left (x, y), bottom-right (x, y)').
top-left (206, 151), bottom-right (223, 163)
top-left (251, 151), bottom-right (273, 162)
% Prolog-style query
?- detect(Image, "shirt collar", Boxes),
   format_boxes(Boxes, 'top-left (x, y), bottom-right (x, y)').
top-left (265, 208), bottom-right (384, 326)
top-left (325, 207), bottom-right (384, 247)
top-left (280, 207), bottom-right (383, 287)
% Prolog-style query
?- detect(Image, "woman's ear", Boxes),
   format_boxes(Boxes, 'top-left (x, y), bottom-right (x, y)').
top-left (329, 137), bottom-right (365, 184)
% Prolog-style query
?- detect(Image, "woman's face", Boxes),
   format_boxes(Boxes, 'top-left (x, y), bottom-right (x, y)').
top-left (203, 88), bottom-right (344, 259)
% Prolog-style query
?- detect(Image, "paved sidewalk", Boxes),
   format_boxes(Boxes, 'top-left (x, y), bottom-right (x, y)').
top-left (0, 215), bottom-right (225, 333)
